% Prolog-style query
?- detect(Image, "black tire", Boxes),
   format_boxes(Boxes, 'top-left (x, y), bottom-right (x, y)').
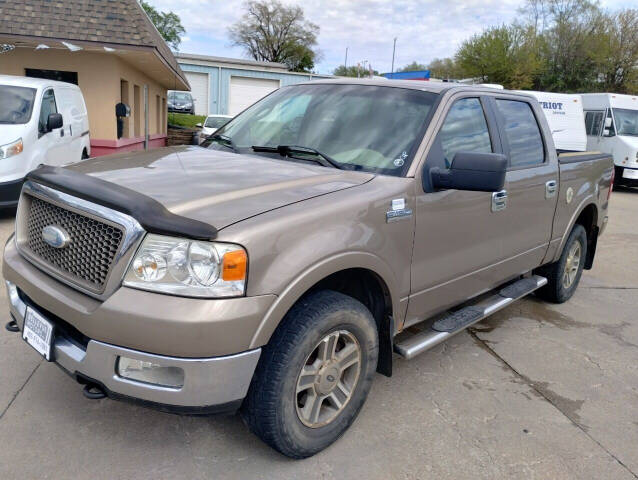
top-left (81, 148), bottom-right (89, 160)
top-left (536, 224), bottom-right (587, 303)
top-left (241, 290), bottom-right (379, 458)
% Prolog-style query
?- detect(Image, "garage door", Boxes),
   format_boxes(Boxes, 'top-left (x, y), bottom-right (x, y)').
top-left (185, 72), bottom-right (209, 115)
top-left (229, 76), bottom-right (280, 115)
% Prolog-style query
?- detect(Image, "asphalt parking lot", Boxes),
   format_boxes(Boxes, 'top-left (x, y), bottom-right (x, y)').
top-left (0, 189), bottom-right (637, 480)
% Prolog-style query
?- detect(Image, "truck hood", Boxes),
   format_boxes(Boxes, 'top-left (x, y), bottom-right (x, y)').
top-left (618, 135), bottom-right (638, 150)
top-left (0, 124), bottom-right (30, 144)
top-left (66, 146), bottom-right (374, 230)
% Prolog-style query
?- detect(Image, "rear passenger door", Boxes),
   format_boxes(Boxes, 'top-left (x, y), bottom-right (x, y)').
top-left (490, 97), bottom-right (558, 274)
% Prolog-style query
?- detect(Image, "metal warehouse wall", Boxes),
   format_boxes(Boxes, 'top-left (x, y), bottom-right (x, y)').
top-left (178, 63), bottom-right (330, 115)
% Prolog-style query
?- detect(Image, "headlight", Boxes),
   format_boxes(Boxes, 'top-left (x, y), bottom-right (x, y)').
top-left (0, 138), bottom-right (23, 159)
top-left (123, 234), bottom-right (247, 298)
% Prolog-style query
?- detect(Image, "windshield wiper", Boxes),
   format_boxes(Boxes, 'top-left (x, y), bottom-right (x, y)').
top-left (252, 145), bottom-right (343, 169)
top-left (210, 133), bottom-right (239, 153)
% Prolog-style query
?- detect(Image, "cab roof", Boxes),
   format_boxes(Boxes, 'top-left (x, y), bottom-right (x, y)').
top-left (302, 77), bottom-right (518, 95)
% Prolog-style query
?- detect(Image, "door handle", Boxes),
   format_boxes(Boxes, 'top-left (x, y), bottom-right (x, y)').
top-left (545, 180), bottom-right (557, 198)
top-left (491, 190), bottom-right (507, 212)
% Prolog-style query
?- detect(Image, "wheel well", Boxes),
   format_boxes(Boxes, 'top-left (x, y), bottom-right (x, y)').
top-left (307, 268), bottom-right (394, 377)
top-left (575, 204), bottom-right (598, 269)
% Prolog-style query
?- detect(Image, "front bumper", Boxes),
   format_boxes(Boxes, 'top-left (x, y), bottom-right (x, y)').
top-left (6, 280), bottom-right (261, 412)
top-left (616, 166), bottom-right (638, 187)
top-left (0, 177), bottom-right (23, 208)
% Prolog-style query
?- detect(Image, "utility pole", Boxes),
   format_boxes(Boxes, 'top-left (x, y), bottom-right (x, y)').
top-left (344, 47), bottom-right (348, 69)
top-left (391, 37), bottom-right (397, 75)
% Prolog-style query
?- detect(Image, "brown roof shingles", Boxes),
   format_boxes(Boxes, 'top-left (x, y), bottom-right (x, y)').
top-left (0, 0), bottom-right (187, 86)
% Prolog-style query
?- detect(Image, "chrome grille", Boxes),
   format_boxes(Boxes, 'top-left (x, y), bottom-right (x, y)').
top-left (25, 196), bottom-right (124, 291)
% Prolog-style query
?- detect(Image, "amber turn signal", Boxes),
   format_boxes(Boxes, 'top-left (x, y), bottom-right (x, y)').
top-left (222, 250), bottom-right (247, 281)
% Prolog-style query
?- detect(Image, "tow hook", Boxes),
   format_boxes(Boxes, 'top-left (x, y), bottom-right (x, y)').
top-left (5, 319), bottom-right (19, 333)
top-left (82, 383), bottom-right (107, 400)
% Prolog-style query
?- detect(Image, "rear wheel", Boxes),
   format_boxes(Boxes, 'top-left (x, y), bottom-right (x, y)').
top-left (536, 224), bottom-right (587, 303)
top-left (241, 290), bottom-right (378, 458)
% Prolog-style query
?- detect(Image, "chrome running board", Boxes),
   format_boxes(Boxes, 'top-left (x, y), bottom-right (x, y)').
top-left (394, 275), bottom-right (547, 360)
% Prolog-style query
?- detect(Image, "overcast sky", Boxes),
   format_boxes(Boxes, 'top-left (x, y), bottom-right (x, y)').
top-left (149, 0), bottom-right (634, 75)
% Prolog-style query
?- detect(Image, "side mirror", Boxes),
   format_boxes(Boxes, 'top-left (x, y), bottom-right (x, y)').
top-left (603, 128), bottom-right (615, 137)
top-left (195, 123), bottom-right (202, 127)
top-left (47, 113), bottom-right (63, 132)
top-left (430, 152), bottom-right (507, 192)
top-left (605, 117), bottom-right (612, 128)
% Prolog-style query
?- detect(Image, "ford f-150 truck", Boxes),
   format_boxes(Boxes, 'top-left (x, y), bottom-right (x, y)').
top-left (3, 80), bottom-right (613, 458)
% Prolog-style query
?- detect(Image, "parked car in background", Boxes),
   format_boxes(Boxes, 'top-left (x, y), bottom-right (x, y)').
top-left (581, 93), bottom-right (638, 186)
top-left (167, 90), bottom-right (195, 115)
top-left (518, 90), bottom-right (587, 152)
top-left (197, 114), bottom-right (232, 143)
top-left (4, 80), bottom-right (613, 459)
top-left (0, 75), bottom-right (90, 208)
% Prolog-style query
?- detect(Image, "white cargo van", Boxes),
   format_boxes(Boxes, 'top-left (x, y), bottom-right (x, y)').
top-left (0, 75), bottom-right (90, 207)
top-left (517, 90), bottom-right (587, 152)
top-left (581, 93), bottom-right (638, 186)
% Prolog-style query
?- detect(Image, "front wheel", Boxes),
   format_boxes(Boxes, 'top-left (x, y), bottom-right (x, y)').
top-left (241, 290), bottom-right (379, 458)
top-left (536, 224), bottom-right (587, 303)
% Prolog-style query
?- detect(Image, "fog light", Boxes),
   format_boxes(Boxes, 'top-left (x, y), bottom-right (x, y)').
top-left (117, 357), bottom-right (184, 388)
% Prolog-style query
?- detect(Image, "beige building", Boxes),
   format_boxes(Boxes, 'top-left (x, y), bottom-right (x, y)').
top-left (0, 0), bottom-right (189, 156)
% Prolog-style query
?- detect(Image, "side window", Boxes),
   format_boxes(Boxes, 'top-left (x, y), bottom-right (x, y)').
top-left (604, 109), bottom-right (615, 137)
top-left (496, 99), bottom-right (545, 168)
top-left (437, 97), bottom-right (492, 168)
top-left (584, 111), bottom-right (603, 136)
top-left (38, 89), bottom-right (58, 134)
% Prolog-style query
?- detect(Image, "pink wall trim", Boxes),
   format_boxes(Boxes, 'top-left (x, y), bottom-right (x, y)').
top-left (90, 134), bottom-right (167, 157)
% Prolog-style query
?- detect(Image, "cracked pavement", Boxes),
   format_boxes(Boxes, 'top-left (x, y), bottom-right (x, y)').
top-left (1, 189), bottom-right (637, 479)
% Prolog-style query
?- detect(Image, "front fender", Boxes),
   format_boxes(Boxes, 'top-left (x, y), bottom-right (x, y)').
top-left (249, 251), bottom-right (404, 349)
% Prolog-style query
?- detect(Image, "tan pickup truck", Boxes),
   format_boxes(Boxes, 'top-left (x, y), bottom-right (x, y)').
top-left (3, 80), bottom-right (613, 458)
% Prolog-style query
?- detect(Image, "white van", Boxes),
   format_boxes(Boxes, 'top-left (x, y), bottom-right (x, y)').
top-left (581, 93), bottom-right (638, 186)
top-left (517, 90), bottom-right (587, 152)
top-left (0, 75), bottom-right (90, 207)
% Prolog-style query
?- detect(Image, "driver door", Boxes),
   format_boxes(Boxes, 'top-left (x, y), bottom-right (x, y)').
top-left (406, 94), bottom-right (508, 326)
top-left (36, 88), bottom-right (67, 166)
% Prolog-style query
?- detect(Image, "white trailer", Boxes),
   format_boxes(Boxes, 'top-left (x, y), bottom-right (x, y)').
top-left (581, 93), bottom-right (638, 185)
top-left (517, 90), bottom-right (587, 152)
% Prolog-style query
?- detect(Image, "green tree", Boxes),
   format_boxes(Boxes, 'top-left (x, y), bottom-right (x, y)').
top-left (333, 65), bottom-right (379, 77)
top-left (140, 1), bottom-right (186, 51)
top-left (427, 57), bottom-right (463, 79)
top-left (595, 9), bottom-right (638, 94)
top-left (519, 0), bottom-right (606, 92)
top-left (455, 25), bottom-right (542, 89)
top-left (229, 0), bottom-right (320, 73)
top-left (398, 61), bottom-right (427, 72)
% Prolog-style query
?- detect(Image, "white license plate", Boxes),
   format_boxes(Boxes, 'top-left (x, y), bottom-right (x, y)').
top-left (22, 307), bottom-right (54, 361)
top-left (623, 168), bottom-right (638, 179)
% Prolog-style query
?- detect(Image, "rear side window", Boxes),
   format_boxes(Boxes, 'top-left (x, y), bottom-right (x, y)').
top-left (438, 97), bottom-right (492, 168)
top-left (585, 111), bottom-right (604, 136)
top-left (496, 99), bottom-right (545, 168)
top-left (38, 89), bottom-right (58, 133)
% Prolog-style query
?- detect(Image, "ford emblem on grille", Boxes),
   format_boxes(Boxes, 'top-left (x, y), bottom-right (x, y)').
top-left (42, 225), bottom-right (71, 249)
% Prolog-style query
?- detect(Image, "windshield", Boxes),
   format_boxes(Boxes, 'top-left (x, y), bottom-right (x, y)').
top-left (206, 84), bottom-right (438, 175)
top-left (204, 116), bottom-right (230, 128)
top-left (170, 92), bottom-right (192, 102)
top-left (613, 108), bottom-right (638, 136)
top-left (0, 85), bottom-right (36, 124)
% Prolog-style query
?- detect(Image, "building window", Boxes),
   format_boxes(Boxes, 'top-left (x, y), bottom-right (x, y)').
top-left (26, 68), bottom-right (78, 85)
top-left (133, 85), bottom-right (141, 137)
